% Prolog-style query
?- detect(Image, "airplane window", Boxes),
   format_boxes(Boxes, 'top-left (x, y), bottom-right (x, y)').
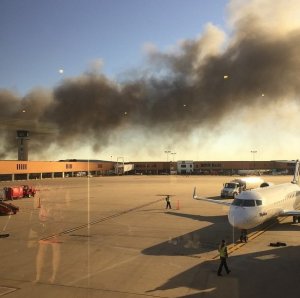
top-left (255, 200), bottom-right (262, 206)
top-left (243, 200), bottom-right (255, 207)
top-left (232, 199), bottom-right (255, 207)
top-left (232, 199), bottom-right (243, 206)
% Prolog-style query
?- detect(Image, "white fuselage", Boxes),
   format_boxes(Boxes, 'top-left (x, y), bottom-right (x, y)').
top-left (228, 183), bottom-right (300, 229)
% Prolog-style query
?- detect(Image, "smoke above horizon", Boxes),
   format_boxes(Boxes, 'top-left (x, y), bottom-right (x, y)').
top-left (1, 0), bottom-right (300, 159)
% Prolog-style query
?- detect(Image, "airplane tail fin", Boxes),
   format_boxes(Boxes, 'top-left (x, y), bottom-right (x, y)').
top-left (292, 160), bottom-right (300, 184)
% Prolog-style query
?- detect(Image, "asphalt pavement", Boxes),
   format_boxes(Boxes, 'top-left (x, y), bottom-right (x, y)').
top-left (0, 174), bottom-right (299, 298)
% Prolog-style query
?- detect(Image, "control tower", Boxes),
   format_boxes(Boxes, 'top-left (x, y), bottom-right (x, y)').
top-left (16, 130), bottom-right (30, 161)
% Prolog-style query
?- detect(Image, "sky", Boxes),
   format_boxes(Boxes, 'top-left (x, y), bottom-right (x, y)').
top-left (1, 0), bottom-right (300, 162)
top-left (0, 0), bottom-right (227, 93)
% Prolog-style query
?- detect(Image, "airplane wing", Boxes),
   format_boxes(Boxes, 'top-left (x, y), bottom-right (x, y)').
top-left (193, 187), bottom-right (232, 207)
top-left (279, 210), bottom-right (300, 216)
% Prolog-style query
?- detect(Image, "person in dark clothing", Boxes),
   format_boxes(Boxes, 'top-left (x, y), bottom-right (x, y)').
top-left (217, 240), bottom-right (231, 276)
top-left (240, 229), bottom-right (248, 243)
top-left (165, 195), bottom-right (172, 209)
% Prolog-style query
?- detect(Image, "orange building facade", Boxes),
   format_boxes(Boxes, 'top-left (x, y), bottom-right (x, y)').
top-left (0, 160), bottom-right (114, 181)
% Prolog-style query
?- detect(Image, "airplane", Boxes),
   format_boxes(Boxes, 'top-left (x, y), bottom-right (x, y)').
top-left (193, 160), bottom-right (300, 242)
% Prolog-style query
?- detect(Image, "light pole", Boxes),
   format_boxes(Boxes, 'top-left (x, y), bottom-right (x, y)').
top-left (171, 152), bottom-right (176, 162)
top-left (164, 150), bottom-right (171, 162)
top-left (251, 150), bottom-right (257, 170)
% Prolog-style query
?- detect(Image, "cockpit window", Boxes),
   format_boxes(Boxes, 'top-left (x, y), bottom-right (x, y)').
top-left (243, 200), bottom-right (255, 207)
top-left (232, 198), bottom-right (256, 207)
top-left (232, 198), bottom-right (243, 206)
top-left (255, 200), bottom-right (262, 206)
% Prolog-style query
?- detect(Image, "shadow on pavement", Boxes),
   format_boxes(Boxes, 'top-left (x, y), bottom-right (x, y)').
top-left (147, 244), bottom-right (300, 298)
top-left (142, 211), bottom-right (232, 256)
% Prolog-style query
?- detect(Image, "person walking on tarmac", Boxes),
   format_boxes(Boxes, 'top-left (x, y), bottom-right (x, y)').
top-left (217, 240), bottom-right (231, 276)
top-left (165, 195), bottom-right (172, 209)
top-left (240, 229), bottom-right (248, 243)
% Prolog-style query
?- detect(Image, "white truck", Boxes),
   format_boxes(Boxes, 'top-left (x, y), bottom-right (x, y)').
top-left (220, 177), bottom-right (266, 198)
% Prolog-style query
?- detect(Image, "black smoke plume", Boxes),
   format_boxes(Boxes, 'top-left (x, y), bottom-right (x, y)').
top-left (1, 0), bottom-right (300, 159)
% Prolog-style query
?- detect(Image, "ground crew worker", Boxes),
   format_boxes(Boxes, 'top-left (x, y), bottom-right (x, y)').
top-left (240, 229), bottom-right (248, 243)
top-left (165, 195), bottom-right (172, 209)
top-left (217, 239), bottom-right (231, 276)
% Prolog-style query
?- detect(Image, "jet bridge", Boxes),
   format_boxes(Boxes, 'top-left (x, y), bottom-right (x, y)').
top-left (115, 157), bottom-right (134, 175)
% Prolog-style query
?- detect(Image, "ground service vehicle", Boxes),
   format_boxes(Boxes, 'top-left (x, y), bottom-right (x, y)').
top-left (220, 177), bottom-right (265, 198)
top-left (0, 201), bottom-right (19, 215)
top-left (2, 185), bottom-right (36, 200)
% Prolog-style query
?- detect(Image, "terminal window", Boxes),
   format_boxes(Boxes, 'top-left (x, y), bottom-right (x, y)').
top-left (17, 164), bottom-right (27, 170)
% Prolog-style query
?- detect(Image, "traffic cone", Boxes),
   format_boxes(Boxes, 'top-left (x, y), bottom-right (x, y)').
top-left (37, 197), bottom-right (41, 209)
top-left (176, 200), bottom-right (180, 210)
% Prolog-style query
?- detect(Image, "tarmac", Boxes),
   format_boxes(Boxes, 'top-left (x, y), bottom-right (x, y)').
top-left (0, 174), bottom-right (299, 298)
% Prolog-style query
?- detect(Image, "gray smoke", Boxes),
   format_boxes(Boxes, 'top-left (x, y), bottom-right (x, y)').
top-left (1, 0), bottom-right (300, 159)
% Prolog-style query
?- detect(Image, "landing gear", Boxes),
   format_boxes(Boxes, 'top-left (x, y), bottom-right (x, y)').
top-left (293, 216), bottom-right (299, 224)
top-left (240, 229), bottom-right (248, 243)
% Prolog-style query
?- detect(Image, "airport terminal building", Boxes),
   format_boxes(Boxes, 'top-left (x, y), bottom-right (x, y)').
top-left (0, 159), bottom-right (295, 181)
top-left (0, 160), bottom-right (114, 181)
top-left (0, 130), bottom-right (294, 181)
top-left (132, 160), bottom-right (294, 175)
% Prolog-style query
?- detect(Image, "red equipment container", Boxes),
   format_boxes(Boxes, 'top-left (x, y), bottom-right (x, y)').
top-left (4, 185), bottom-right (36, 200)
top-left (4, 187), bottom-right (24, 200)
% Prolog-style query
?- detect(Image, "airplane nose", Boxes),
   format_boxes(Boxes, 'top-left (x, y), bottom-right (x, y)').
top-left (228, 206), bottom-right (250, 229)
top-left (228, 208), bottom-right (237, 227)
